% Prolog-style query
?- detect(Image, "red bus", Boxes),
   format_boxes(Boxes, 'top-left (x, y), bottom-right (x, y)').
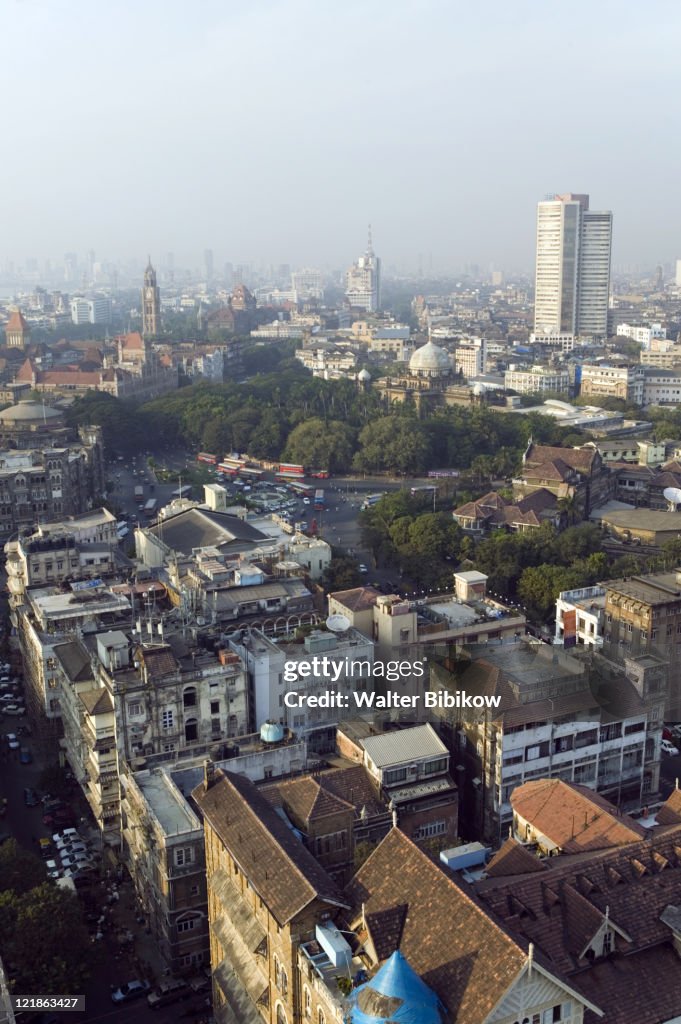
top-left (278, 462), bottom-right (305, 480)
top-left (217, 463), bottom-right (239, 476)
top-left (197, 452), bottom-right (218, 464)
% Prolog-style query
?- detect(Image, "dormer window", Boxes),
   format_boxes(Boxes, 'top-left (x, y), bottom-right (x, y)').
top-left (602, 929), bottom-right (613, 954)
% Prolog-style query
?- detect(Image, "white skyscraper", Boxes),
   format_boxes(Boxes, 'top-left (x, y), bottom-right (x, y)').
top-left (345, 228), bottom-right (381, 312)
top-left (534, 194), bottom-right (612, 338)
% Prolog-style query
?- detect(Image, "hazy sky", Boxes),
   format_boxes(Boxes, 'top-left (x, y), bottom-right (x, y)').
top-left (2, 0), bottom-right (681, 273)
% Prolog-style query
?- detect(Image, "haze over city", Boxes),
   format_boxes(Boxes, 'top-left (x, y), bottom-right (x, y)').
top-left (3, 0), bottom-right (681, 271)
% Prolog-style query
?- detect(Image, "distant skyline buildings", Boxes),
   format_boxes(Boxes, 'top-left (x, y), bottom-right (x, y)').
top-left (534, 194), bottom-right (612, 338)
top-left (345, 228), bottom-right (381, 311)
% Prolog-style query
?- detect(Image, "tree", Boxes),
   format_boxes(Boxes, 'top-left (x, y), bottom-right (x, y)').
top-left (284, 418), bottom-right (356, 473)
top-left (0, 839), bottom-right (47, 895)
top-left (322, 557), bottom-right (363, 592)
top-left (353, 416), bottom-right (432, 475)
top-left (0, 883), bottom-right (94, 994)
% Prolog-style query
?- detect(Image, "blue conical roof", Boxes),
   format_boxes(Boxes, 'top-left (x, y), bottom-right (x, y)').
top-left (347, 950), bottom-right (442, 1024)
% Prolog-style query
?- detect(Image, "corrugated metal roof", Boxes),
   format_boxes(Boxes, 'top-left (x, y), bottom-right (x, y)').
top-left (362, 724), bottom-right (447, 768)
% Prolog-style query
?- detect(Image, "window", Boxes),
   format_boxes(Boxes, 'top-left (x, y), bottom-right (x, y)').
top-left (280, 968), bottom-right (288, 997)
top-left (423, 757), bottom-right (448, 775)
top-left (602, 929), bottom-right (613, 954)
top-left (162, 709), bottom-right (174, 730)
top-left (183, 687), bottom-right (197, 708)
top-left (385, 767), bottom-right (407, 784)
top-left (190, 884), bottom-right (200, 896)
top-left (210, 700), bottom-right (220, 714)
top-left (185, 718), bottom-right (198, 742)
top-left (276, 1006), bottom-right (287, 1024)
top-left (128, 701), bottom-right (143, 717)
top-left (414, 820), bottom-right (446, 839)
top-left (175, 846), bottom-right (195, 867)
top-left (317, 1011), bottom-right (325, 1024)
top-left (177, 917), bottom-right (196, 933)
top-left (303, 986), bottom-right (311, 1018)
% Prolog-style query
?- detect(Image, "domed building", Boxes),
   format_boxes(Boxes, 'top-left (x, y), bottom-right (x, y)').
top-left (375, 336), bottom-right (464, 413)
top-left (0, 400), bottom-right (69, 446)
top-left (408, 339), bottom-right (453, 378)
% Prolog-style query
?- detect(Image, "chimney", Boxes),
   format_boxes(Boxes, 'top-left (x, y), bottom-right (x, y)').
top-left (203, 758), bottom-right (215, 791)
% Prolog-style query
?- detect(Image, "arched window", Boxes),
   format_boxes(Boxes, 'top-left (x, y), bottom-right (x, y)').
top-left (317, 1009), bottom-right (326, 1024)
top-left (273, 955), bottom-right (280, 989)
top-left (303, 986), bottom-right (311, 1018)
top-left (185, 718), bottom-right (198, 742)
top-left (183, 686), bottom-right (197, 708)
top-left (280, 967), bottom-right (288, 997)
top-left (276, 1005), bottom-right (287, 1024)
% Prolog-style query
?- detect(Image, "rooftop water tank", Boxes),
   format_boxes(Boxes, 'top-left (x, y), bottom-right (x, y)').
top-left (260, 720), bottom-right (285, 744)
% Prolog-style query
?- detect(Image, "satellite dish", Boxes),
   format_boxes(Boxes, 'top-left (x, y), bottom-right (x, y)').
top-left (326, 613), bottom-right (351, 633)
top-left (663, 487), bottom-right (681, 507)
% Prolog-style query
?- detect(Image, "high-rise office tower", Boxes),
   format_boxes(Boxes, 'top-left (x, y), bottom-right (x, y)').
top-left (141, 258), bottom-right (161, 336)
top-left (534, 194), bottom-right (612, 338)
top-left (204, 248), bottom-right (214, 283)
top-left (345, 227), bottom-right (381, 312)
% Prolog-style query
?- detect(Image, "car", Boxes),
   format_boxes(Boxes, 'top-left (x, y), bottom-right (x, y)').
top-left (661, 739), bottom-right (679, 756)
top-left (358, 564), bottom-right (369, 574)
top-left (6, 734), bottom-right (19, 750)
top-left (58, 841), bottom-right (90, 858)
top-left (61, 854), bottom-right (93, 870)
top-left (302, 497), bottom-right (311, 505)
top-left (38, 838), bottom-right (52, 858)
top-left (147, 978), bottom-right (190, 1009)
top-left (3, 705), bottom-right (26, 716)
top-left (111, 980), bottom-right (151, 1004)
top-left (0, 693), bottom-right (18, 702)
top-left (19, 746), bottom-right (32, 764)
top-left (24, 787), bottom-right (40, 807)
top-left (45, 859), bottom-right (61, 880)
top-left (53, 828), bottom-right (79, 843)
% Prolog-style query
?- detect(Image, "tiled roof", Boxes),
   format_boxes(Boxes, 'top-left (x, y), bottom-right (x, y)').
top-left (6, 310), bottom-right (28, 331)
top-left (485, 837), bottom-right (548, 878)
top-left (78, 688), bottom-right (113, 715)
top-left (137, 645), bottom-right (178, 678)
top-left (194, 770), bottom-right (344, 925)
top-left (329, 586), bottom-right (381, 612)
top-left (317, 764), bottom-right (388, 820)
top-left (656, 787), bottom-right (681, 826)
top-left (345, 829), bottom-right (528, 1024)
top-left (511, 780), bottom-right (645, 853)
top-left (262, 775), bottom-right (354, 825)
top-left (575, 944), bottom-right (681, 1024)
top-left (476, 825), bottom-right (681, 970)
top-left (525, 443), bottom-right (599, 474)
top-left (523, 456), bottom-right (575, 482)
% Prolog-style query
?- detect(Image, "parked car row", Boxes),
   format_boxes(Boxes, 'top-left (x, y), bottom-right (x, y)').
top-left (42, 829), bottom-right (98, 883)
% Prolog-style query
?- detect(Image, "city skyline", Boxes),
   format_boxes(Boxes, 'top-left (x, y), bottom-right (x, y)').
top-left (2, 0), bottom-right (681, 270)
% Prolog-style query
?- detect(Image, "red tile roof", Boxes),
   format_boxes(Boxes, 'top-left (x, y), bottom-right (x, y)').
top-left (486, 837), bottom-right (549, 878)
top-left (345, 828), bottom-right (528, 1023)
top-left (511, 780), bottom-right (645, 853)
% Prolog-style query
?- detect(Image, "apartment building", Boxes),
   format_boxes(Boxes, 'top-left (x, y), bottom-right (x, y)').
top-left (555, 585), bottom-right (606, 647)
top-left (504, 366), bottom-right (571, 394)
top-left (120, 767), bottom-right (207, 974)
top-left (602, 570), bottom-right (681, 717)
top-left (579, 364), bottom-right (645, 404)
top-left (428, 641), bottom-right (661, 844)
top-left (229, 627), bottom-right (374, 750)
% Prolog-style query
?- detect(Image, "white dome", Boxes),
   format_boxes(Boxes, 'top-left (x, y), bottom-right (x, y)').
top-left (357, 369), bottom-right (371, 381)
top-left (409, 340), bottom-right (452, 374)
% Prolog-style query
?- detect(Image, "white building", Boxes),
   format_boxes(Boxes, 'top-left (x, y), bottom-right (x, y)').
top-left (345, 230), bottom-right (380, 312)
top-left (641, 368), bottom-right (681, 408)
top-left (504, 366), bottom-right (571, 394)
top-left (616, 322), bottom-right (666, 349)
top-left (534, 193), bottom-right (612, 338)
top-left (455, 337), bottom-right (486, 378)
top-left (229, 627), bottom-right (374, 749)
top-left (554, 585), bottom-right (606, 646)
top-left (70, 296), bottom-right (112, 325)
top-left (529, 331), bottom-right (575, 352)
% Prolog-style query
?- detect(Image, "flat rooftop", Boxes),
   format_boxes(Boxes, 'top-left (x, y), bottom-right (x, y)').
top-left (136, 768), bottom-right (202, 837)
